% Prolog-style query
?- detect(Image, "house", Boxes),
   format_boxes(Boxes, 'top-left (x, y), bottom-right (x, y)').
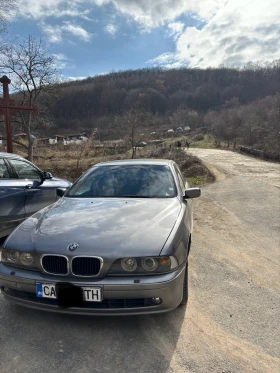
top-left (36, 138), bottom-right (50, 145)
top-left (49, 133), bottom-right (88, 145)
top-left (14, 133), bottom-right (28, 139)
top-left (49, 138), bottom-right (58, 145)
top-left (66, 133), bottom-right (88, 141)
top-left (13, 133), bottom-right (36, 143)
top-left (48, 135), bottom-right (63, 144)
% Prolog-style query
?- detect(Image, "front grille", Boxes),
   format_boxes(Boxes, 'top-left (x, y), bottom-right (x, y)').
top-left (3, 289), bottom-right (154, 309)
top-left (72, 257), bottom-right (101, 276)
top-left (42, 255), bottom-right (68, 275)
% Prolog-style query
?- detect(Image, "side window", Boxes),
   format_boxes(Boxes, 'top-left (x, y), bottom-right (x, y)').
top-left (0, 159), bottom-right (11, 179)
top-left (9, 160), bottom-right (42, 181)
top-left (174, 165), bottom-right (185, 194)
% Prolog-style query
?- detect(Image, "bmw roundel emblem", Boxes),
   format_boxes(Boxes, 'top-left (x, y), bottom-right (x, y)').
top-left (68, 243), bottom-right (79, 251)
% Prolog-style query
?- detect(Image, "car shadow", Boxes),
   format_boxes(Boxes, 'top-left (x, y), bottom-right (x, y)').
top-left (1, 301), bottom-right (188, 373)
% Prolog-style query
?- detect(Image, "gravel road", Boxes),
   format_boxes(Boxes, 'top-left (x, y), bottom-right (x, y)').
top-left (0, 149), bottom-right (279, 373)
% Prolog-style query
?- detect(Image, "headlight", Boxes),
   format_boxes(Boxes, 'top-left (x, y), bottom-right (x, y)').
top-left (0, 248), bottom-right (34, 267)
top-left (141, 257), bottom-right (158, 271)
top-left (121, 258), bottom-right (137, 272)
top-left (20, 252), bottom-right (34, 266)
top-left (108, 256), bottom-right (178, 275)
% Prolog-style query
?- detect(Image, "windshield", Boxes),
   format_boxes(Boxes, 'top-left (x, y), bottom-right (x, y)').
top-left (66, 164), bottom-right (177, 198)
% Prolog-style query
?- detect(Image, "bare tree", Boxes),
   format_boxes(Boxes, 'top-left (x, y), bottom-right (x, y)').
top-left (170, 108), bottom-right (198, 129)
top-left (114, 108), bottom-right (150, 158)
top-left (0, 35), bottom-right (61, 160)
top-left (75, 129), bottom-right (97, 178)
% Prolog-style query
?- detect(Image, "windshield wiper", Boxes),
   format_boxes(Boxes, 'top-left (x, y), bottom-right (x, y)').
top-left (117, 195), bottom-right (155, 198)
top-left (69, 195), bottom-right (162, 198)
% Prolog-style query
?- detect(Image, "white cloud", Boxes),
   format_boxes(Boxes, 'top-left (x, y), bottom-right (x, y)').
top-left (167, 22), bottom-right (185, 40)
top-left (12, 0), bottom-right (280, 68)
top-left (104, 23), bottom-right (118, 35)
top-left (148, 0), bottom-right (280, 68)
top-left (15, 0), bottom-right (223, 26)
top-left (93, 0), bottom-right (223, 28)
top-left (61, 23), bottom-right (93, 41)
top-left (66, 76), bottom-right (87, 81)
top-left (15, 0), bottom-right (93, 20)
top-left (52, 53), bottom-right (74, 69)
top-left (41, 24), bottom-right (62, 43)
top-left (42, 22), bottom-right (93, 43)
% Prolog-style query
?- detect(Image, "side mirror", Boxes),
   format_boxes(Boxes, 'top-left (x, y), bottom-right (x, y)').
top-left (43, 171), bottom-right (53, 180)
top-left (184, 188), bottom-right (201, 199)
top-left (57, 188), bottom-right (67, 198)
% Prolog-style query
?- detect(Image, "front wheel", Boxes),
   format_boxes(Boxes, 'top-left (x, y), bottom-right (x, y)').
top-left (180, 263), bottom-right (188, 306)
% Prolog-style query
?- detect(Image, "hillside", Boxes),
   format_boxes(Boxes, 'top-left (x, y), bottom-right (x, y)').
top-left (53, 63), bottom-right (280, 123)
top-left (3, 61), bottom-right (280, 159)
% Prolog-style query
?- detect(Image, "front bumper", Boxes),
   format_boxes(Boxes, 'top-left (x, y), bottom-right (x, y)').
top-left (0, 263), bottom-right (186, 315)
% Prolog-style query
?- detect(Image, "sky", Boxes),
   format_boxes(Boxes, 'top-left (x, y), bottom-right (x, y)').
top-left (6, 0), bottom-right (280, 80)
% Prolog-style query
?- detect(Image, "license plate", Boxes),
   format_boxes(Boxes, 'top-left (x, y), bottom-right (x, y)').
top-left (36, 283), bottom-right (102, 302)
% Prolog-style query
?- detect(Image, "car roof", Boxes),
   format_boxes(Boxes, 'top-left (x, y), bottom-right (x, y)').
top-left (95, 159), bottom-right (173, 167)
top-left (0, 152), bottom-right (23, 159)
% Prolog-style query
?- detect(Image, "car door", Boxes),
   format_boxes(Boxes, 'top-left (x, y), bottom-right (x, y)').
top-left (7, 158), bottom-right (57, 217)
top-left (0, 158), bottom-right (26, 238)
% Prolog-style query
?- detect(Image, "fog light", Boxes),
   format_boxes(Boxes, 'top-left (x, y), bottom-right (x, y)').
top-left (151, 297), bottom-right (161, 305)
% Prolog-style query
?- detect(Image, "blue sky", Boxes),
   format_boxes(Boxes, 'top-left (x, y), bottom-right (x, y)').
top-left (7, 0), bottom-right (280, 80)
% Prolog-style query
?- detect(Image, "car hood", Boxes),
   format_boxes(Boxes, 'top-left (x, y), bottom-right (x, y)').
top-left (7, 197), bottom-right (181, 257)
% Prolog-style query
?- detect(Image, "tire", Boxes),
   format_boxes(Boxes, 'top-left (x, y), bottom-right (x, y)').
top-left (180, 263), bottom-right (188, 306)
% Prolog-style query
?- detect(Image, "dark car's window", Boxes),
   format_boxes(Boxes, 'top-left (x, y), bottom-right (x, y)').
top-left (9, 159), bottom-right (42, 180)
top-left (0, 159), bottom-right (10, 179)
top-left (67, 165), bottom-right (177, 198)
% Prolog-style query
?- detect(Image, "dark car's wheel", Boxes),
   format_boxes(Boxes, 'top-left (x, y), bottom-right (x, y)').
top-left (180, 263), bottom-right (188, 306)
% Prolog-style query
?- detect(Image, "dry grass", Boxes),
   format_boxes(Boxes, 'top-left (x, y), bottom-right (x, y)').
top-left (138, 146), bottom-right (215, 186)
top-left (33, 144), bottom-right (130, 182)
top-left (10, 141), bottom-right (214, 186)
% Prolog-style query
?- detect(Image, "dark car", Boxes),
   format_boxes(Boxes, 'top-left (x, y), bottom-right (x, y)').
top-left (0, 152), bottom-right (71, 238)
top-left (0, 159), bottom-right (200, 315)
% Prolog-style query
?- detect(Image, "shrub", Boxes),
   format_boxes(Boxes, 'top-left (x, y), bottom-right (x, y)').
top-left (192, 134), bottom-right (204, 142)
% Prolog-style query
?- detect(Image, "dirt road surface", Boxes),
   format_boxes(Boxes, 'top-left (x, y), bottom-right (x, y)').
top-left (0, 149), bottom-right (279, 373)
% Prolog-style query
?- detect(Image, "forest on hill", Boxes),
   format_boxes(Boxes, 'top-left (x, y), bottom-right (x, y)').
top-left (54, 62), bottom-right (280, 123)
top-left (7, 61), bottom-right (280, 159)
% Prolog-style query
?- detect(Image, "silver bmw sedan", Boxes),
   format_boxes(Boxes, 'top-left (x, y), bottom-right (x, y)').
top-left (0, 159), bottom-right (200, 315)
